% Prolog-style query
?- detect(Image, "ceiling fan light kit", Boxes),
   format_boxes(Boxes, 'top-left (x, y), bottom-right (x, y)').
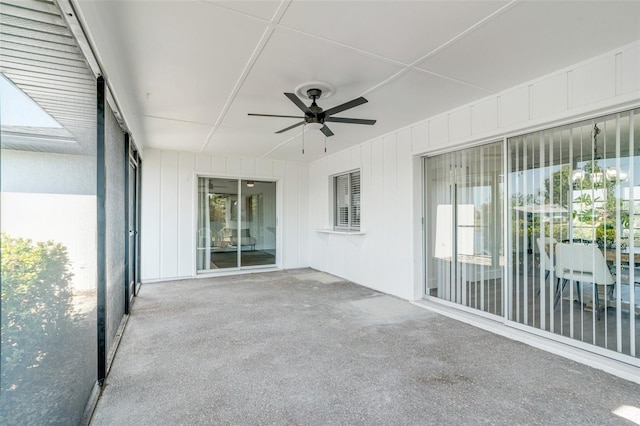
top-left (248, 84), bottom-right (376, 141)
top-left (305, 122), bottom-right (324, 131)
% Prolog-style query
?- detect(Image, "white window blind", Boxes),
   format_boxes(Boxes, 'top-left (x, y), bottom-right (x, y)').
top-left (350, 171), bottom-right (360, 228)
top-left (334, 170), bottom-right (360, 230)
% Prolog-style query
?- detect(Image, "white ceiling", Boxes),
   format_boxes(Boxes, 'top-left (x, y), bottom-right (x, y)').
top-left (73, 0), bottom-right (640, 162)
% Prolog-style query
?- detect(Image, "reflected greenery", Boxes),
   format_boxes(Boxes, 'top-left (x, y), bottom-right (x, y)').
top-left (1, 233), bottom-right (75, 397)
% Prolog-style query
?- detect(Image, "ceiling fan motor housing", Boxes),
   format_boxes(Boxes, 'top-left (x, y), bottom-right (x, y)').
top-left (306, 89), bottom-right (325, 123)
top-left (306, 88), bottom-right (322, 99)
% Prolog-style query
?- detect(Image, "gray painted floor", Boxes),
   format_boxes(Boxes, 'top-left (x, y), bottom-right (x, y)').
top-left (90, 269), bottom-right (640, 425)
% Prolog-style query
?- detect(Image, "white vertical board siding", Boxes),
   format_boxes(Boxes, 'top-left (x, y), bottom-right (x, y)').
top-left (241, 158), bottom-right (256, 176)
top-left (411, 123), bottom-right (428, 153)
top-left (225, 157), bottom-right (242, 175)
top-left (195, 155), bottom-right (211, 174)
top-left (349, 145), bottom-right (361, 169)
top-left (140, 151), bottom-right (309, 281)
top-left (177, 153), bottom-right (195, 277)
top-left (531, 73), bottom-right (567, 119)
top-left (159, 151), bottom-right (179, 278)
top-left (448, 108), bottom-right (471, 141)
top-left (618, 45), bottom-right (640, 95)
top-left (307, 40), bottom-right (640, 301)
top-left (256, 158), bottom-right (273, 177)
top-left (396, 128), bottom-right (413, 284)
top-left (297, 163), bottom-right (310, 268)
top-left (471, 98), bottom-right (498, 135)
top-left (308, 132), bottom-right (416, 300)
top-left (308, 157), bottom-right (330, 271)
top-left (422, 40), bottom-right (640, 151)
top-left (499, 86), bottom-right (529, 128)
top-left (284, 162), bottom-right (300, 267)
top-left (570, 56), bottom-right (615, 108)
top-left (428, 115), bottom-right (449, 150)
top-left (212, 155), bottom-right (226, 174)
top-left (382, 134), bottom-right (398, 288)
top-left (359, 142), bottom-right (373, 284)
top-left (141, 149), bottom-right (161, 280)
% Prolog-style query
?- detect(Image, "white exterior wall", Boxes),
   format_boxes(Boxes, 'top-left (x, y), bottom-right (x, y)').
top-left (309, 40), bottom-right (640, 301)
top-left (140, 150), bottom-right (309, 282)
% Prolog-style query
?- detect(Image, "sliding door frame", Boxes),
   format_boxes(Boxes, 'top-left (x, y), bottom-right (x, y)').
top-left (194, 174), bottom-right (280, 274)
top-left (422, 140), bottom-right (505, 321)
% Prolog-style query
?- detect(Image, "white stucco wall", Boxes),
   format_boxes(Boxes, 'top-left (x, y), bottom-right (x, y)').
top-left (140, 150), bottom-right (309, 281)
top-left (308, 40), bottom-right (640, 301)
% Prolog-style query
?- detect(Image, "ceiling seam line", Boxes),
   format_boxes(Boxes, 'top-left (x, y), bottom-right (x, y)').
top-left (361, 68), bottom-right (412, 98)
top-left (198, 25), bottom-right (276, 153)
top-left (259, 131), bottom-right (301, 159)
top-left (362, 1), bottom-right (518, 98)
top-left (199, 1), bottom-right (292, 153)
top-left (410, 0), bottom-right (519, 65)
top-left (274, 23), bottom-right (409, 69)
top-left (197, 0), bottom-right (271, 25)
top-left (143, 114), bottom-right (214, 126)
top-left (409, 67), bottom-right (495, 93)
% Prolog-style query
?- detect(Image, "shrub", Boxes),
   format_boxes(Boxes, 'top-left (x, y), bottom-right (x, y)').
top-left (1, 233), bottom-right (74, 392)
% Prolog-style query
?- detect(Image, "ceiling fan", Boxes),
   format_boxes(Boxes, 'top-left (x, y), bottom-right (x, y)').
top-left (248, 88), bottom-right (376, 137)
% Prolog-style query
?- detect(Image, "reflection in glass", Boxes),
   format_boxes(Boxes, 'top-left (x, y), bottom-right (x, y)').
top-left (507, 109), bottom-right (640, 359)
top-left (425, 142), bottom-right (504, 316)
top-left (1, 69), bottom-right (97, 424)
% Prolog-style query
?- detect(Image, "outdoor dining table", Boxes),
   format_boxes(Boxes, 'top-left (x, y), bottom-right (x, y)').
top-left (603, 250), bottom-right (640, 266)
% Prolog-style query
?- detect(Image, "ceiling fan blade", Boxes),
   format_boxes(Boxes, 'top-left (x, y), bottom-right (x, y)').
top-left (325, 117), bottom-right (376, 125)
top-left (248, 113), bottom-right (303, 119)
top-left (275, 121), bottom-right (305, 134)
top-left (323, 96), bottom-right (368, 117)
top-left (284, 92), bottom-right (312, 114)
top-left (320, 125), bottom-right (334, 137)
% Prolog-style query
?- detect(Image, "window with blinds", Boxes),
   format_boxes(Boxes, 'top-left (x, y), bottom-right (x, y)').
top-left (334, 170), bottom-right (360, 230)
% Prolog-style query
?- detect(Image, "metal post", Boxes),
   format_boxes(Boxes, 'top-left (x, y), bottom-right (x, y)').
top-left (124, 133), bottom-right (131, 315)
top-left (135, 155), bottom-right (142, 296)
top-left (96, 75), bottom-right (107, 385)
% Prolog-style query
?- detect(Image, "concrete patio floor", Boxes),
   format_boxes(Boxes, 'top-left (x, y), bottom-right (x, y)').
top-left (90, 269), bottom-right (640, 425)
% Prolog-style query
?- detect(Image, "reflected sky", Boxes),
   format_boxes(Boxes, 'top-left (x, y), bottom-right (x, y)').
top-left (0, 73), bottom-right (61, 128)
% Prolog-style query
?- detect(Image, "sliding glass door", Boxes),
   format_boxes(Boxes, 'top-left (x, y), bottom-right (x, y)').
top-left (507, 109), bottom-right (639, 359)
top-left (425, 142), bottom-right (504, 316)
top-left (196, 178), bottom-right (276, 271)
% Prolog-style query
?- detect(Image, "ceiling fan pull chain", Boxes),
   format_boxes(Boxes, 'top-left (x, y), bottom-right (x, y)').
top-left (302, 124), bottom-right (305, 154)
top-left (324, 134), bottom-right (327, 153)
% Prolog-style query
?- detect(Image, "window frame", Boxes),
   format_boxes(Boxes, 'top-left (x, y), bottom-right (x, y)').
top-left (332, 169), bottom-right (361, 231)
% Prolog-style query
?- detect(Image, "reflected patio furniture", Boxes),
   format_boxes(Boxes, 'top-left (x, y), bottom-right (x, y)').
top-left (536, 237), bottom-right (556, 296)
top-left (555, 243), bottom-right (615, 320)
top-left (609, 264), bottom-right (640, 316)
top-left (604, 250), bottom-right (640, 266)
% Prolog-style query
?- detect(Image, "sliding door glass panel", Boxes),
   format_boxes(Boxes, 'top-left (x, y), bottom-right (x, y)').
top-left (425, 142), bottom-right (503, 316)
top-left (507, 109), bottom-right (640, 359)
top-left (240, 180), bottom-right (276, 267)
top-left (197, 178), bottom-right (239, 270)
